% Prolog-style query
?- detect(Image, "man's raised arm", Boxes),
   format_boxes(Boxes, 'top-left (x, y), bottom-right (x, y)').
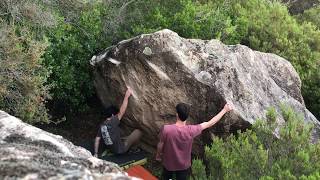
top-left (117, 87), bottom-right (132, 120)
top-left (200, 103), bottom-right (233, 130)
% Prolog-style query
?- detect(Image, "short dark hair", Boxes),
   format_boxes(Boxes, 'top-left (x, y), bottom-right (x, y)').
top-left (104, 105), bottom-right (119, 118)
top-left (176, 103), bottom-right (190, 121)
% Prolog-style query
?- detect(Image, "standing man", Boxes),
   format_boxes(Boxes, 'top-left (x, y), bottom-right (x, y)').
top-left (156, 102), bottom-right (233, 180)
top-left (94, 87), bottom-right (142, 157)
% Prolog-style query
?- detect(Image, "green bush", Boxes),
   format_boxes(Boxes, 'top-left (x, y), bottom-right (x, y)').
top-left (114, 0), bottom-right (247, 43)
top-left (295, 6), bottom-right (320, 118)
top-left (43, 2), bottom-right (109, 113)
top-left (191, 159), bottom-right (207, 180)
top-left (192, 105), bottom-right (320, 179)
top-left (0, 0), bottom-right (54, 123)
top-left (296, 6), bottom-right (320, 28)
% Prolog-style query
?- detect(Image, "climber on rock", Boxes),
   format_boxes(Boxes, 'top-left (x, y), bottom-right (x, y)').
top-left (94, 87), bottom-right (142, 157)
top-left (156, 102), bottom-right (233, 180)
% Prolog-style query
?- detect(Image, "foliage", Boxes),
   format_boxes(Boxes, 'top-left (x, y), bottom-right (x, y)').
top-left (110, 0), bottom-right (247, 44)
top-left (192, 106), bottom-right (320, 180)
top-left (191, 158), bottom-right (208, 180)
top-left (43, 1), bottom-right (109, 113)
top-left (0, 0), bottom-right (57, 31)
top-left (294, 6), bottom-right (320, 118)
top-left (295, 6), bottom-right (320, 29)
top-left (0, 0), bottom-right (54, 123)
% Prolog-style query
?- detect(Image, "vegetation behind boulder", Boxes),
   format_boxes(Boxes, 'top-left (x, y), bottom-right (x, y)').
top-left (1, 0), bottom-right (319, 124)
top-left (0, 0), bottom-right (55, 123)
top-left (192, 106), bottom-right (320, 179)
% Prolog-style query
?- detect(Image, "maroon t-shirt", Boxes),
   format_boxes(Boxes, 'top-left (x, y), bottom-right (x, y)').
top-left (159, 124), bottom-right (202, 171)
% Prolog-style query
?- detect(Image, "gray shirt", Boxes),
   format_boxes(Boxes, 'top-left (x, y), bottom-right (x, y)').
top-left (97, 116), bottom-right (125, 154)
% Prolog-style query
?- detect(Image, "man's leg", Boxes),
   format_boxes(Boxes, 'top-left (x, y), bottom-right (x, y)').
top-left (124, 129), bottom-right (142, 152)
top-left (175, 168), bottom-right (190, 180)
top-left (162, 167), bottom-right (173, 180)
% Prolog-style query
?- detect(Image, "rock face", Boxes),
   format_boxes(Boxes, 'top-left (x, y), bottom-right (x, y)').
top-left (91, 29), bottom-right (320, 151)
top-left (0, 111), bottom-right (133, 180)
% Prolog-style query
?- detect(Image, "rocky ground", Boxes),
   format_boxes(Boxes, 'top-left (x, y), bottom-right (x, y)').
top-left (0, 110), bottom-right (134, 179)
top-left (37, 100), bottom-right (163, 179)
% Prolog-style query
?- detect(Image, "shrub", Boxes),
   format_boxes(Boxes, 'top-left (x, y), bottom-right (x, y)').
top-left (295, 6), bottom-right (320, 29)
top-left (43, 2), bottom-right (109, 113)
top-left (0, 0), bottom-right (54, 123)
top-left (191, 159), bottom-right (207, 180)
top-left (192, 105), bottom-right (320, 179)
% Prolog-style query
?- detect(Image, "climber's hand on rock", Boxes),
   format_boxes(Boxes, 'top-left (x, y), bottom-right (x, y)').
top-left (223, 102), bottom-right (233, 112)
top-left (125, 87), bottom-right (132, 97)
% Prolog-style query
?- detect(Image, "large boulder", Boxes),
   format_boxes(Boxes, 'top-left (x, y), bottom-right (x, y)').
top-left (90, 29), bottom-right (320, 151)
top-left (0, 110), bottom-right (133, 179)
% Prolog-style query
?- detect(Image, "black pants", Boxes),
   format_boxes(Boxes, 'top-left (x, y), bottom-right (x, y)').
top-left (162, 167), bottom-right (190, 180)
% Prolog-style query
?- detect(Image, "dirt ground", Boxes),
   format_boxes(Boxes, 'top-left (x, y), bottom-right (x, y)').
top-left (36, 97), bottom-right (163, 178)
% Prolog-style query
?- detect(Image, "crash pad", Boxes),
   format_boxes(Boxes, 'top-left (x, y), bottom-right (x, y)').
top-left (126, 165), bottom-right (158, 180)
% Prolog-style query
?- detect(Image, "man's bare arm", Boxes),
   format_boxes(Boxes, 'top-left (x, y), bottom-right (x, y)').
top-left (117, 87), bottom-right (132, 120)
top-left (94, 137), bottom-right (101, 157)
top-left (200, 103), bottom-right (233, 130)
